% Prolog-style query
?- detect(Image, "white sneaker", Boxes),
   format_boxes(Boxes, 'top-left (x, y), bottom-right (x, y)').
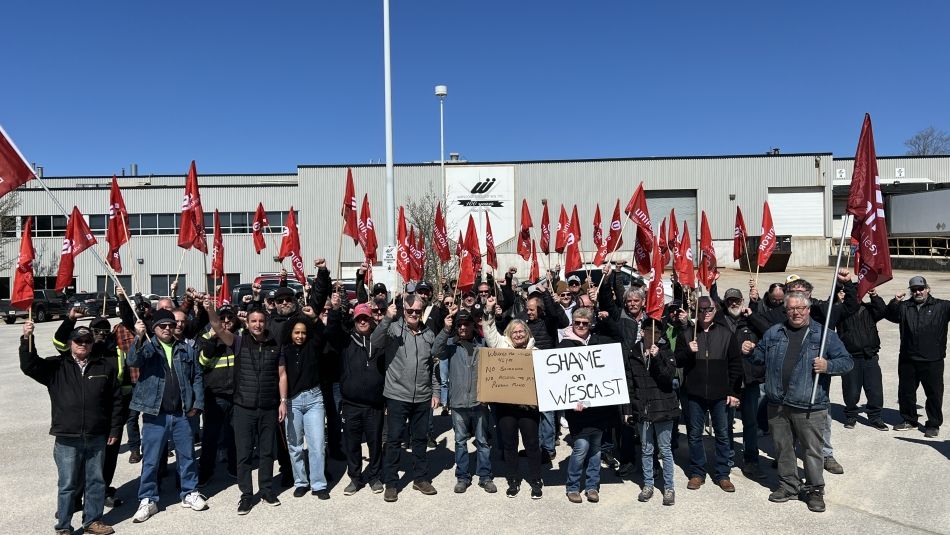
top-left (133, 499), bottom-right (158, 523)
top-left (182, 491), bottom-right (208, 511)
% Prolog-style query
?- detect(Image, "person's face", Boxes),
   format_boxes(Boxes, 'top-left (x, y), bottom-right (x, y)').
top-left (354, 315), bottom-right (374, 336)
top-left (787, 283), bottom-right (810, 299)
top-left (527, 299), bottom-right (539, 321)
top-left (370, 306), bottom-right (384, 322)
top-left (463, 294), bottom-right (475, 307)
top-left (725, 298), bottom-right (743, 317)
top-left (768, 285), bottom-right (785, 303)
top-left (418, 289), bottom-right (432, 302)
top-left (264, 298), bottom-right (276, 312)
top-left (247, 312), bottom-right (266, 337)
top-left (509, 324), bottom-right (529, 348)
top-left (92, 327), bottom-right (109, 343)
top-left (219, 314), bottom-right (236, 331)
top-left (569, 281), bottom-right (581, 295)
top-left (291, 323), bottom-right (307, 345)
top-left (71, 337), bottom-right (93, 359)
top-left (173, 312), bottom-right (187, 338)
top-left (404, 302), bottom-right (424, 329)
top-left (698, 299), bottom-right (716, 325)
top-left (641, 327), bottom-right (656, 349)
top-left (153, 322), bottom-right (175, 343)
top-left (442, 298), bottom-right (454, 309)
top-left (785, 299), bottom-right (811, 328)
top-left (374, 291), bottom-right (387, 301)
top-left (157, 298), bottom-right (174, 311)
top-left (457, 320), bottom-right (475, 340)
top-left (559, 290), bottom-right (573, 306)
top-left (276, 296), bottom-right (296, 315)
top-left (578, 295), bottom-right (593, 310)
top-left (572, 316), bottom-right (591, 337)
top-left (911, 285), bottom-right (930, 303)
top-left (625, 294), bottom-right (644, 316)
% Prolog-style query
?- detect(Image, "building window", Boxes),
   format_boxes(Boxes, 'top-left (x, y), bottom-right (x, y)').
top-left (150, 275), bottom-right (185, 298)
top-left (31, 215), bottom-right (69, 238)
top-left (34, 276), bottom-right (70, 291)
top-left (0, 277), bottom-right (9, 299)
top-left (206, 274), bottom-right (242, 297)
top-left (96, 275), bottom-right (134, 295)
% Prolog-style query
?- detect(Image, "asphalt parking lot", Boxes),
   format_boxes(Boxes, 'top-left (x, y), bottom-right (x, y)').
top-left (1, 267), bottom-right (947, 534)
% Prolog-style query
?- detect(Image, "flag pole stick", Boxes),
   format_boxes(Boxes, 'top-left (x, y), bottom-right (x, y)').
top-left (810, 214), bottom-right (852, 406)
top-left (743, 237), bottom-right (754, 278)
top-left (173, 247), bottom-right (187, 289)
top-left (337, 218), bottom-right (345, 282)
top-left (202, 253), bottom-right (209, 295)
top-left (28, 308), bottom-right (33, 353)
top-left (118, 215), bottom-right (140, 294)
top-left (595, 215), bottom-right (632, 295)
top-left (754, 263), bottom-right (761, 290)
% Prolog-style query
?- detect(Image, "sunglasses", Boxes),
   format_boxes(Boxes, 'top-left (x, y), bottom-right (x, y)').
top-left (275, 298), bottom-right (293, 304)
top-left (220, 315), bottom-right (235, 322)
top-left (370, 309), bottom-right (382, 314)
top-left (92, 328), bottom-right (110, 336)
top-left (73, 338), bottom-right (94, 345)
top-left (405, 309), bottom-right (423, 316)
top-left (559, 293), bottom-right (572, 297)
top-left (910, 287), bottom-right (927, 292)
top-left (699, 307), bottom-right (716, 313)
top-left (573, 320), bottom-right (591, 327)
top-left (569, 282), bottom-right (581, 286)
top-left (154, 323), bottom-right (174, 330)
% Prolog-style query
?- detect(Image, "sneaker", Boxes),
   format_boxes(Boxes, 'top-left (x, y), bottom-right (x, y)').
top-left (601, 451), bottom-right (620, 470)
top-left (869, 420), bottom-right (889, 431)
top-left (132, 499), bottom-right (158, 523)
top-left (638, 486), bottom-right (654, 502)
top-left (454, 480), bottom-right (470, 493)
top-left (924, 427), bottom-right (939, 438)
top-left (566, 491), bottom-right (582, 503)
top-left (479, 480), bottom-right (498, 494)
top-left (529, 480), bottom-right (543, 499)
top-left (383, 487), bottom-right (398, 502)
top-left (741, 464), bottom-right (765, 480)
top-left (56, 530), bottom-right (71, 535)
top-left (585, 489), bottom-right (600, 503)
top-left (823, 457), bottom-right (844, 475)
top-left (413, 480), bottom-right (437, 495)
top-left (293, 486), bottom-right (309, 498)
top-left (617, 462), bottom-right (636, 478)
top-left (805, 490), bottom-right (826, 512)
top-left (261, 493), bottom-right (281, 507)
top-left (426, 436), bottom-right (438, 449)
top-left (182, 491), bottom-right (208, 511)
top-left (128, 449), bottom-right (142, 464)
top-left (506, 479), bottom-right (520, 498)
top-left (844, 418), bottom-right (856, 429)
top-left (893, 421), bottom-right (917, 432)
top-left (343, 480), bottom-right (363, 496)
top-left (662, 488), bottom-right (675, 506)
top-left (369, 480), bottom-right (384, 494)
top-left (768, 488), bottom-right (798, 503)
top-left (83, 520), bottom-right (115, 535)
top-left (313, 490), bottom-right (330, 500)
top-left (237, 496), bottom-right (252, 515)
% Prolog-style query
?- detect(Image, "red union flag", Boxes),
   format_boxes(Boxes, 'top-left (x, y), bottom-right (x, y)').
top-left (217, 276), bottom-right (231, 307)
top-left (697, 211), bottom-right (716, 290)
top-left (178, 160), bottom-right (207, 253)
top-left (529, 239), bottom-right (540, 282)
top-left (211, 210), bottom-right (225, 280)
top-left (757, 201), bottom-right (777, 268)
top-left (358, 194), bottom-right (378, 263)
top-left (676, 221), bottom-right (695, 289)
top-left (594, 199), bottom-right (625, 265)
top-left (485, 213), bottom-right (498, 270)
top-left (408, 226), bottom-right (422, 281)
top-left (517, 200), bottom-right (533, 260)
top-left (464, 215), bottom-right (481, 273)
top-left (106, 176), bottom-right (130, 272)
top-left (624, 182), bottom-right (654, 245)
top-left (646, 236), bottom-right (665, 320)
top-left (593, 204), bottom-right (604, 249)
top-left (555, 205), bottom-right (569, 254)
top-left (658, 218), bottom-right (671, 267)
top-left (0, 125), bottom-right (37, 198)
top-left (564, 207), bottom-right (583, 274)
top-left (668, 208), bottom-right (679, 252)
top-left (252, 203), bottom-right (269, 254)
top-left (278, 207), bottom-right (306, 283)
top-left (733, 206), bottom-right (748, 261)
top-left (633, 226), bottom-right (652, 275)
top-left (455, 230), bottom-right (464, 259)
top-left (540, 203), bottom-right (551, 255)
top-left (342, 168), bottom-right (359, 245)
top-left (433, 201), bottom-right (451, 263)
top-left (396, 207), bottom-right (411, 282)
top-left (11, 216), bottom-right (35, 310)
top-left (847, 113), bottom-right (892, 298)
top-left (56, 207), bottom-right (98, 292)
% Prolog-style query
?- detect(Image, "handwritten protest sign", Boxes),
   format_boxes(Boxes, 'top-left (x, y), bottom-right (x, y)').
top-left (476, 348), bottom-right (538, 406)
top-left (532, 343), bottom-right (629, 412)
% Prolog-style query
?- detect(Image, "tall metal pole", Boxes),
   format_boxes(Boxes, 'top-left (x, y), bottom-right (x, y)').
top-left (439, 92), bottom-right (446, 194)
top-left (383, 0), bottom-right (395, 247)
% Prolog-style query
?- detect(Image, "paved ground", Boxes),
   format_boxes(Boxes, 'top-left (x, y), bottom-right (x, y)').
top-left (1, 267), bottom-right (948, 535)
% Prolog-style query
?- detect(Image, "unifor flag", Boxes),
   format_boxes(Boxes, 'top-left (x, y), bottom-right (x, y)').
top-left (757, 201), bottom-right (777, 268)
top-left (396, 207), bottom-right (411, 282)
top-left (658, 218), bottom-right (671, 267)
top-left (211, 210), bottom-right (225, 280)
top-left (564, 206), bottom-right (583, 274)
top-left (252, 203), bottom-right (269, 254)
top-left (485, 213), bottom-right (498, 270)
top-left (624, 182), bottom-right (654, 245)
top-left (540, 203), bottom-right (551, 255)
top-left (668, 208), bottom-right (679, 253)
top-left (517, 199), bottom-right (533, 260)
top-left (593, 204), bottom-right (604, 249)
top-left (733, 206), bottom-right (748, 261)
top-left (633, 226), bottom-right (652, 275)
top-left (408, 226), bottom-right (423, 281)
top-left (433, 201), bottom-right (451, 263)
top-left (457, 243), bottom-right (475, 293)
top-left (11, 216), bottom-right (35, 310)
top-left (359, 194), bottom-right (378, 263)
top-left (848, 113), bottom-right (893, 298)
top-left (55, 207), bottom-right (98, 292)
top-left (464, 214), bottom-right (482, 273)
top-left (555, 205), bottom-right (569, 254)
top-left (178, 160), bottom-right (207, 253)
top-left (529, 239), bottom-right (540, 282)
top-left (697, 211), bottom-right (716, 290)
top-left (342, 168), bottom-right (359, 244)
top-left (675, 220), bottom-right (695, 289)
top-left (217, 276), bottom-right (231, 307)
top-left (277, 207), bottom-right (306, 284)
top-left (106, 176), bottom-right (130, 272)
top-left (455, 230), bottom-right (464, 259)
top-left (0, 125), bottom-right (36, 198)
top-left (646, 235), bottom-right (665, 320)
top-left (594, 199), bottom-right (624, 265)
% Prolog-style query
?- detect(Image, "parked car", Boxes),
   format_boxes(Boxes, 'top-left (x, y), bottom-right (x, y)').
top-left (66, 292), bottom-right (119, 317)
top-left (0, 289), bottom-right (70, 324)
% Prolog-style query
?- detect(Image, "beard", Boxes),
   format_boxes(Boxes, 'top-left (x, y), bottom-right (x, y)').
top-left (727, 306), bottom-right (742, 318)
top-left (913, 294), bottom-right (927, 303)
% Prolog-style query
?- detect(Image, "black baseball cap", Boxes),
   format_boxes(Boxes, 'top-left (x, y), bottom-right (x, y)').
top-left (69, 326), bottom-right (94, 343)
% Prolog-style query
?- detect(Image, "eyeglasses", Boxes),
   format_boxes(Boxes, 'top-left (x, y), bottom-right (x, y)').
top-left (699, 307), bottom-right (716, 313)
top-left (275, 298), bottom-right (293, 304)
top-left (573, 320), bottom-right (591, 327)
top-left (92, 328), bottom-right (110, 336)
top-left (478, 290), bottom-right (491, 295)
top-left (370, 309), bottom-right (382, 314)
top-left (787, 306), bottom-right (809, 313)
top-left (154, 324), bottom-right (173, 330)
top-left (559, 293), bottom-right (572, 297)
top-left (510, 330), bottom-right (527, 336)
top-left (569, 282), bottom-right (581, 286)
top-left (910, 287), bottom-right (927, 293)
top-left (405, 309), bottom-right (423, 316)
top-left (73, 339), bottom-right (93, 346)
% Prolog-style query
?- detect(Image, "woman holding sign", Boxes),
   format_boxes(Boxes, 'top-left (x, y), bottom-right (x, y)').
top-left (483, 297), bottom-right (544, 499)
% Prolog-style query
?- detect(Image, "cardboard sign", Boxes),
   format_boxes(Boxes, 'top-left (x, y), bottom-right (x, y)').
top-left (532, 343), bottom-right (629, 412)
top-left (476, 348), bottom-right (538, 406)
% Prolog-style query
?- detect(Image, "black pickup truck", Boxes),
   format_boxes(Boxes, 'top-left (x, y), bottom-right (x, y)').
top-left (0, 289), bottom-right (71, 324)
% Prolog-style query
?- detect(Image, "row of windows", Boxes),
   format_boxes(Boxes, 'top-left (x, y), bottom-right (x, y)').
top-left (6, 211), bottom-right (298, 238)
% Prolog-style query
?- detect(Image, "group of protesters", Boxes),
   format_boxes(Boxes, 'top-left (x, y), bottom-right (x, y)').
top-left (19, 256), bottom-right (948, 534)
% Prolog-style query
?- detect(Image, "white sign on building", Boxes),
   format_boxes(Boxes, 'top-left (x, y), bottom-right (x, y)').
top-left (445, 165), bottom-right (516, 253)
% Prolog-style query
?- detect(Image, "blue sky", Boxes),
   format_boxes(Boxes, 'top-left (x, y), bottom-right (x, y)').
top-left (2, 1), bottom-right (947, 176)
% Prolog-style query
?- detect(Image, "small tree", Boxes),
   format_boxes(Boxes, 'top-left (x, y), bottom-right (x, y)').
top-left (405, 188), bottom-right (459, 293)
top-left (904, 126), bottom-right (950, 156)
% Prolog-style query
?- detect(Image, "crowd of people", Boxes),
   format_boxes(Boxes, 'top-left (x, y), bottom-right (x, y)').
top-left (18, 258), bottom-right (948, 534)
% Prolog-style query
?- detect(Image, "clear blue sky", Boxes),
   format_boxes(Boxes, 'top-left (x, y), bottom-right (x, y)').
top-left (2, 1), bottom-right (947, 176)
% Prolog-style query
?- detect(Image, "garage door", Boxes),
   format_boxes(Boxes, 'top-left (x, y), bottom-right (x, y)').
top-left (767, 187), bottom-right (823, 236)
top-left (646, 189), bottom-right (697, 239)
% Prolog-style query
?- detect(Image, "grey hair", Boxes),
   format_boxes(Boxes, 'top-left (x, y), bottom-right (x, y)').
top-left (572, 307), bottom-right (594, 321)
top-left (784, 291), bottom-right (812, 308)
top-left (623, 287), bottom-right (646, 302)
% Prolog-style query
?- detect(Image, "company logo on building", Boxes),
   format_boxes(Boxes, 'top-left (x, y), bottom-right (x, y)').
top-left (469, 178), bottom-right (497, 194)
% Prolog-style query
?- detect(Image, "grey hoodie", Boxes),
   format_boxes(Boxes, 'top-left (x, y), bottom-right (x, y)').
top-left (371, 316), bottom-right (437, 403)
top-left (432, 329), bottom-right (485, 409)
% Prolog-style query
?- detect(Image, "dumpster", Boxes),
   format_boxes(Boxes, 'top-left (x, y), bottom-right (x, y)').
top-left (739, 235), bottom-right (792, 272)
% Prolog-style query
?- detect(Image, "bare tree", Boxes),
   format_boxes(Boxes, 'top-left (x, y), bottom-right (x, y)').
top-left (405, 188), bottom-right (459, 292)
top-left (904, 126), bottom-right (950, 156)
top-left (0, 193), bottom-right (22, 271)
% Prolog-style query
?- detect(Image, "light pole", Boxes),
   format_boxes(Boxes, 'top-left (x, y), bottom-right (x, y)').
top-left (435, 85), bottom-right (447, 197)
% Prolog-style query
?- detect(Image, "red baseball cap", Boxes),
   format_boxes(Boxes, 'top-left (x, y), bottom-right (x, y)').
top-left (353, 303), bottom-right (373, 319)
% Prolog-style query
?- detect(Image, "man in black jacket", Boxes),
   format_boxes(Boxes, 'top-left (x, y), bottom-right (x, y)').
top-left (885, 276), bottom-right (950, 438)
top-left (21, 322), bottom-right (122, 535)
top-left (836, 286), bottom-right (888, 431)
top-left (197, 303), bottom-right (240, 486)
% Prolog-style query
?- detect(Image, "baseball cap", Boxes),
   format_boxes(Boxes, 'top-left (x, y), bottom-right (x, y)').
top-left (786, 274), bottom-right (801, 284)
top-left (273, 286), bottom-right (295, 299)
top-left (909, 276), bottom-right (928, 288)
top-left (151, 309), bottom-right (176, 327)
top-left (217, 304), bottom-right (236, 317)
top-left (724, 288), bottom-right (743, 301)
top-left (456, 308), bottom-right (474, 323)
top-left (567, 275), bottom-right (581, 284)
top-left (69, 326), bottom-right (94, 343)
top-left (265, 289), bottom-right (278, 299)
top-left (89, 317), bottom-right (111, 330)
top-left (416, 281), bottom-right (433, 294)
top-left (372, 283), bottom-right (388, 295)
top-left (353, 303), bottom-right (373, 320)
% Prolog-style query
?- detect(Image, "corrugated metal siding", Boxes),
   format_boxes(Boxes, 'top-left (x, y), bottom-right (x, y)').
top-left (832, 156), bottom-right (950, 184)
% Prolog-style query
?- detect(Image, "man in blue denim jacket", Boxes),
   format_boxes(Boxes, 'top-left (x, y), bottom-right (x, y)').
top-left (127, 309), bottom-right (208, 522)
top-left (742, 292), bottom-right (852, 513)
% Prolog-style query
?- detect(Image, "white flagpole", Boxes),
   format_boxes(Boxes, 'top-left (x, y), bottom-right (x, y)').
top-left (810, 214), bottom-right (852, 406)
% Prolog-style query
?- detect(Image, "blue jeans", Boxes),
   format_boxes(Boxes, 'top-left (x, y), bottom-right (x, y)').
top-left (451, 406), bottom-right (492, 483)
top-left (539, 411), bottom-right (556, 455)
top-left (53, 435), bottom-right (106, 531)
top-left (566, 430), bottom-right (602, 493)
top-left (439, 359), bottom-right (450, 406)
top-left (640, 420), bottom-right (675, 490)
top-left (686, 396), bottom-right (731, 481)
top-left (285, 387), bottom-right (328, 491)
top-left (139, 411), bottom-right (198, 502)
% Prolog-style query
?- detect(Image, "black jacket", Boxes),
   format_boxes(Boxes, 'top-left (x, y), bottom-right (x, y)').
top-left (327, 310), bottom-right (386, 408)
top-left (281, 316), bottom-right (328, 399)
top-left (626, 337), bottom-right (682, 423)
top-left (885, 294), bottom-right (950, 361)
top-left (521, 290), bottom-right (569, 350)
top-left (557, 334), bottom-right (613, 434)
top-left (683, 317), bottom-right (743, 400)
top-left (20, 335), bottom-right (123, 439)
top-left (836, 294), bottom-right (886, 358)
top-left (232, 331), bottom-right (282, 410)
top-left (748, 281), bottom-right (860, 335)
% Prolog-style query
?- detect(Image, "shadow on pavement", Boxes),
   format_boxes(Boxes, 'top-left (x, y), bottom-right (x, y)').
top-left (893, 436), bottom-right (950, 461)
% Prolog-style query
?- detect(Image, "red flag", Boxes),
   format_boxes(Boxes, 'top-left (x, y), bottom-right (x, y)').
top-left (106, 176), bottom-right (130, 272)
top-left (594, 199), bottom-right (625, 265)
top-left (848, 113), bottom-right (893, 298)
top-left (540, 204), bottom-right (551, 255)
top-left (455, 230), bottom-right (464, 259)
top-left (757, 201), bottom-right (777, 268)
top-left (517, 200), bottom-right (533, 260)
top-left (408, 226), bottom-right (423, 281)
top-left (277, 208), bottom-right (306, 284)
top-left (358, 194), bottom-right (378, 263)
top-left (668, 208), bottom-right (679, 252)
top-left (0, 125), bottom-right (36, 198)
top-left (633, 226), bottom-right (652, 275)
top-left (211, 210), bottom-right (225, 280)
top-left (564, 207), bottom-right (583, 274)
top-left (11, 216), bottom-right (35, 310)
top-left (178, 160), bottom-right (207, 253)
top-left (252, 203), bottom-right (269, 254)
top-left (396, 207), bottom-right (411, 282)
top-left (217, 276), bottom-right (231, 307)
top-left (646, 236), bottom-right (665, 320)
top-left (464, 215), bottom-right (482, 273)
top-left (733, 206), bottom-right (748, 262)
top-left (457, 247), bottom-right (475, 293)
top-left (529, 239), bottom-right (540, 282)
top-left (417, 231), bottom-right (427, 279)
top-left (555, 205), bottom-right (569, 254)
top-left (433, 202), bottom-right (451, 263)
top-left (697, 211), bottom-right (716, 290)
top-left (624, 182), bottom-right (655, 245)
top-left (485, 214), bottom-right (498, 270)
top-left (658, 218), bottom-right (671, 267)
top-left (55, 207), bottom-right (98, 292)
top-left (593, 204), bottom-right (604, 249)
top-left (676, 221), bottom-right (695, 289)
top-left (342, 168), bottom-right (359, 245)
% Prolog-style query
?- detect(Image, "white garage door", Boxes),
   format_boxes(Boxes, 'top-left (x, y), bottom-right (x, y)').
top-left (767, 187), bottom-right (824, 236)
top-left (645, 189), bottom-right (697, 239)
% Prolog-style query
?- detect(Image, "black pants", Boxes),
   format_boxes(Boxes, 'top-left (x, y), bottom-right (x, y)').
top-left (199, 393), bottom-right (236, 481)
top-left (383, 399), bottom-right (430, 487)
top-left (898, 359), bottom-right (944, 428)
top-left (233, 405), bottom-right (278, 498)
top-left (495, 404), bottom-right (541, 484)
top-left (342, 401), bottom-right (384, 484)
top-left (842, 355), bottom-right (884, 421)
top-left (322, 382), bottom-right (344, 455)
